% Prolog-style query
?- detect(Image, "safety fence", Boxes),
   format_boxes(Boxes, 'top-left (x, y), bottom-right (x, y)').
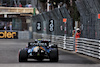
top-left (76, 38), bottom-right (100, 59)
top-left (2, 30), bottom-right (99, 59)
top-left (10, 7), bottom-right (73, 38)
top-left (33, 32), bottom-right (100, 59)
top-left (54, 36), bottom-right (74, 51)
top-left (75, 0), bottom-right (100, 39)
top-left (56, 36), bottom-right (63, 48)
top-left (32, 7), bottom-right (73, 36)
top-left (66, 37), bottom-right (74, 51)
top-left (33, 32), bottom-right (74, 51)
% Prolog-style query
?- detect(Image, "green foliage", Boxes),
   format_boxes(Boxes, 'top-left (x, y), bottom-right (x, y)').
top-left (70, 0), bottom-right (80, 21)
top-left (39, 0), bottom-right (80, 21)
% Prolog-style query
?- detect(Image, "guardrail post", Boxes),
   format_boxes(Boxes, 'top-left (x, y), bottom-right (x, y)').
top-left (73, 21), bottom-right (78, 51)
top-left (63, 36), bottom-right (66, 49)
top-left (63, 18), bottom-right (67, 49)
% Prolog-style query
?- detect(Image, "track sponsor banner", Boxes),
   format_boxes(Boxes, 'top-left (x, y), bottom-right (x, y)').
top-left (0, 31), bottom-right (18, 39)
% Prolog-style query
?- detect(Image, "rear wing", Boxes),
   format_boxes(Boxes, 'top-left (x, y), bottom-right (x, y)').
top-left (28, 42), bottom-right (48, 46)
top-left (35, 39), bottom-right (51, 43)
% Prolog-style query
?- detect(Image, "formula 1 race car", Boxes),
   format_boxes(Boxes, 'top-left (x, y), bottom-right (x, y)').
top-left (18, 39), bottom-right (59, 62)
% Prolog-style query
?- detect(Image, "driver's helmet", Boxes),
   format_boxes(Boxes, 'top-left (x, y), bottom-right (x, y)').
top-left (76, 28), bottom-right (80, 33)
top-left (35, 39), bottom-right (42, 43)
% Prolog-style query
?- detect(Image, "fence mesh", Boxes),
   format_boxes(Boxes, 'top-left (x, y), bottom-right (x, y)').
top-left (75, 0), bottom-right (100, 39)
top-left (32, 7), bottom-right (73, 37)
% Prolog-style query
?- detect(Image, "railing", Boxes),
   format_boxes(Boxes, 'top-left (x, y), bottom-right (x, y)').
top-left (55, 36), bottom-right (74, 51)
top-left (66, 37), bottom-right (74, 51)
top-left (56, 36), bottom-right (63, 48)
top-left (76, 38), bottom-right (100, 59)
top-left (32, 32), bottom-right (100, 59)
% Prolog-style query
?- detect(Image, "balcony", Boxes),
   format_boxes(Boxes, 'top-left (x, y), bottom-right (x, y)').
top-left (0, 7), bottom-right (39, 15)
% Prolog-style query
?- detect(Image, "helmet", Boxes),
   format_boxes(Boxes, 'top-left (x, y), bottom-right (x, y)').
top-left (76, 28), bottom-right (80, 33)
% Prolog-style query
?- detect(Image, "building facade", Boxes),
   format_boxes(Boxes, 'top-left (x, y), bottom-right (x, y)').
top-left (0, 0), bottom-right (31, 7)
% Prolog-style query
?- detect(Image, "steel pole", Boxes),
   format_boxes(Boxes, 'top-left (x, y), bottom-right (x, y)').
top-left (73, 21), bottom-right (78, 51)
top-left (17, 0), bottom-right (20, 6)
top-left (63, 18), bottom-right (67, 49)
top-left (63, 21), bottom-right (67, 49)
top-left (47, 0), bottom-right (49, 11)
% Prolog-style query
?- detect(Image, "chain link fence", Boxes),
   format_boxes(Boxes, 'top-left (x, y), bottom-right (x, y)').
top-left (32, 7), bottom-right (73, 38)
top-left (75, 0), bottom-right (100, 40)
top-left (12, 18), bottom-right (22, 31)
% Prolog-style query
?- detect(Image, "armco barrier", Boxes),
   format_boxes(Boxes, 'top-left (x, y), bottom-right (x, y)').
top-left (76, 38), bottom-right (100, 59)
top-left (56, 36), bottom-right (74, 51)
top-left (33, 32), bottom-right (100, 59)
top-left (33, 32), bottom-right (74, 50)
top-left (66, 37), bottom-right (74, 51)
top-left (56, 36), bottom-right (63, 48)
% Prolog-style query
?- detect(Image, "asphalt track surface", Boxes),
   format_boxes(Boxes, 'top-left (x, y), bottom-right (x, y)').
top-left (0, 39), bottom-right (100, 67)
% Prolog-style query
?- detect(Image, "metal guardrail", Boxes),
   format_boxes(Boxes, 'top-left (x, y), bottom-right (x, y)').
top-left (76, 38), bottom-right (100, 59)
top-left (56, 36), bottom-right (63, 48)
top-left (55, 36), bottom-right (74, 51)
top-left (66, 37), bottom-right (74, 51)
top-left (33, 32), bottom-right (100, 59)
top-left (33, 32), bottom-right (74, 51)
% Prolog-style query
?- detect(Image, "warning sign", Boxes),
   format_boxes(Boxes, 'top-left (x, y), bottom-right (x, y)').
top-left (63, 18), bottom-right (67, 22)
top-left (98, 14), bottom-right (100, 19)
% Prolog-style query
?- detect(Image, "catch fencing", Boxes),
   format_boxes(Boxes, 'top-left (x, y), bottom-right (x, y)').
top-left (75, 0), bottom-right (100, 39)
top-left (29, 0), bottom-right (100, 60)
top-left (32, 7), bottom-right (73, 36)
top-left (12, 17), bottom-right (29, 31)
top-left (11, 7), bottom-right (73, 39)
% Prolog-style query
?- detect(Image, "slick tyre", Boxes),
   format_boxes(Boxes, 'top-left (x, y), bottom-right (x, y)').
top-left (19, 49), bottom-right (28, 62)
top-left (50, 48), bottom-right (58, 62)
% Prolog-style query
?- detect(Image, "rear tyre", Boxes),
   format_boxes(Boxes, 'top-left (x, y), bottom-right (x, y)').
top-left (51, 45), bottom-right (57, 48)
top-left (19, 49), bottom-right (28, 62)
top-left (50, 48), bottom-right (58, 62)
top-left (28, 43), bottom-right (31, 48)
